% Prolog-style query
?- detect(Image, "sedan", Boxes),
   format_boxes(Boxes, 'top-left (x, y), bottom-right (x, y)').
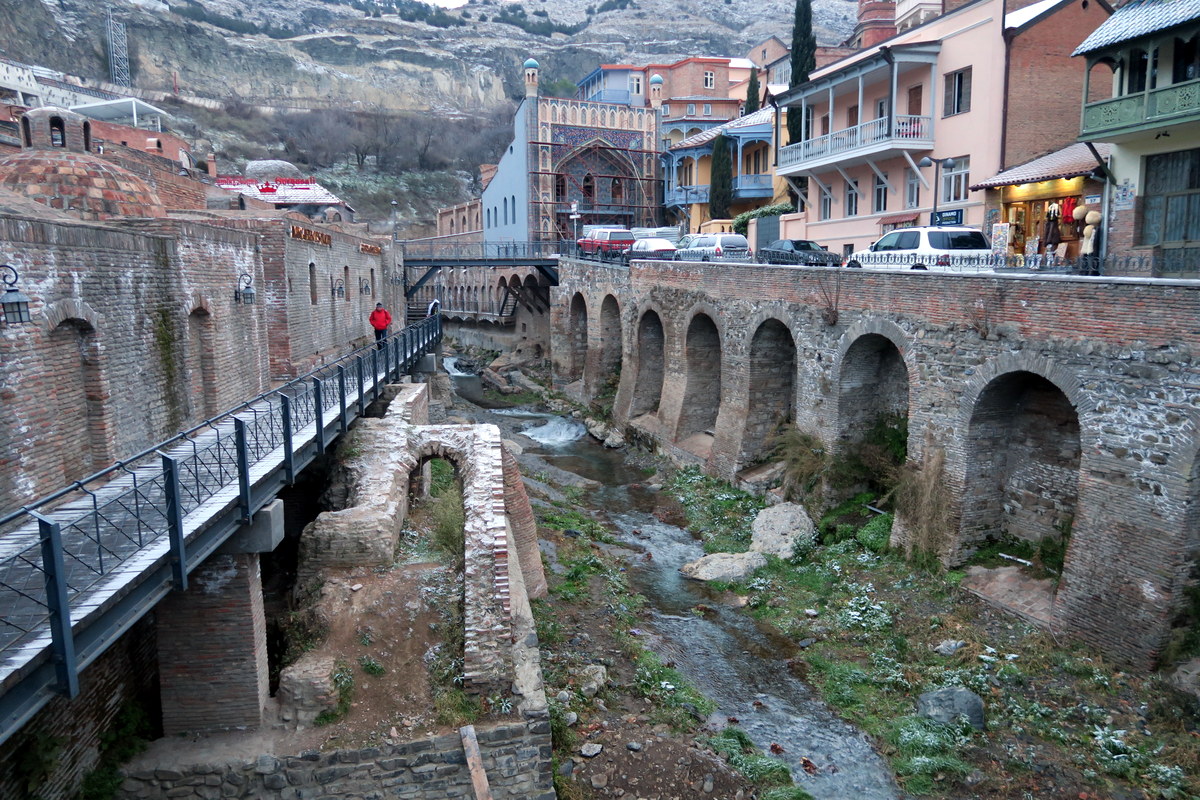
top-left (622, 237), bottom-right (678, 264)
top-left (756, 239), bottom-right (841, 266)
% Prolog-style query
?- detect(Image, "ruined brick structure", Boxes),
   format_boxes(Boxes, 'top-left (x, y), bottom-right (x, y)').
top-left (552, 257), bottom-right (1200, 667)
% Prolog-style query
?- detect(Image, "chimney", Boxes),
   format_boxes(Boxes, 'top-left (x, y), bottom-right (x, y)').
top-left (206, 153), bottom-right (218, 178)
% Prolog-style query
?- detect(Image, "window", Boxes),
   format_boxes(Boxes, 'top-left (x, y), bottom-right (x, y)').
top-left (906, 168), bottom-right (921, 209)
top-left (704, 71), bottom-right (715, 89)
top-left (873, 173), bottom-right (888, 214)
top-left (1127, 47), bottom-right (1155, 93)
top-left (819, 190), bottom-right (831, 221)
top-left (630, 74), bottom-right (643, 95)
top-left (686, 103), bottom-right (696, 116)
top-left (702, 103), bottom-right (712, 116)
top-left (845, 180), bottom-right (859, 217)
top-left (49, 116), bottom-right (65, 147)
top-left (582, 174), bottom-right (595, 201)
top-left (611, 177), bottom-right (624, 203)
top-left (308, 263), bottom-right (317, 305)
top-left (942, 157), bottom-right (970, 203)
top-left (1140, 147), bottom-right (1200, 247)
top-left (555, 174), bottom-right (566, 201)
top-left (875, 98), bottom-right (888, 119)
top-left (944, 67), bottom-right (972, 116)
top-left (662, 103), bottom-right (671, 116)
top-left (1172, 35), bottom-right (1199, 83)
top-left (343, 266), bottom-right (350, 302)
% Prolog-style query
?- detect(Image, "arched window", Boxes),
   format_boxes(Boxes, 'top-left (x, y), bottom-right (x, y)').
top-left (343, 265), bottom-right (350, 302)
top-left (49, 116), bottom-right (66, 147)
top-left (582, 174), bottom-right (595, 201)
top-left (309, 263), bottom-right (318, 305)
top-left (503, 197), bottom-right (508, 225)
top-left (555, 174), bottom-right (566, 201)
top-left (82, 120), bottom-right (92, 152)
top-left (611, 177), bottom-right (624, 203)
top-left (461, 214), bottom-right (467, 230)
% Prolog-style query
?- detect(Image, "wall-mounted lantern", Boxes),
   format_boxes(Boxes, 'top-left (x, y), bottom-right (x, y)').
top-left (234, 272), bottom-right (256, 305)
top-left (1, 264), bottom-right (32, 324)
top-left (332, 279), bottom-right (346, 299)
top-left (359, 278), bottom-right (371, 295)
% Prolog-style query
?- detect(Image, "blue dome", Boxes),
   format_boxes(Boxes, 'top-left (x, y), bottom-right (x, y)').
top-left (524, 58), bottom-right (540, 69)
top-left (649, 74), bottom-right (664, 85)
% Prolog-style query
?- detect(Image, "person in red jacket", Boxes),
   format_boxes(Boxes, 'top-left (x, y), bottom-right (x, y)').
top-left (369, 303), bottom-right (391, 347)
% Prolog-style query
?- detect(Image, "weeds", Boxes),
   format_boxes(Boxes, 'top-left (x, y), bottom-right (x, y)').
top-left (314, 661), bottom-right (355, 726)
top-left (770, 425), bottom-right (826, 501)
top-left (358, 655), bottom-right (385, 676)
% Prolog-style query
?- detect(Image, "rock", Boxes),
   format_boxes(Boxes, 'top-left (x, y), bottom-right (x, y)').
top-left (510, 371), bottom-right (543, 394)
top-left (627, 741), bottom-right (642, 751)
top-left (603, 430), bottom-right (626, 448)
top-left (564, 711), bottom-right (579, 727)
top-left (680, 552), bottom-right (767, 583)
top-left (702, 774), bottom-right (714, 792)
top-left (797, 638), bottom-right (815, 648)
top-left (805, 608), bottom-right (820, 617)
top-left (749, 502), bottom-right (816, 559)
top-left (934, 639), bottom-right (967, 656)
top-left (350, 583), bottom-right (363, 592)
top-left (502, 438), bottom-right (524, 455)
top-left (586, 419), bottom-right (610, 440)
top-left (581, 743), bottom-right (603, 758)
top-left (557, 760), bottom-right (574, 777)
top-left (917, 686), bottom-right (986, 730)
top-left (579, 664), bottom-right (608, 698)
top-left (556, 690), bottom-right (571, 703)
top-left (480, 368), bottom-right (508, 391)
top-left (591, 773), bottom-right (609, 789)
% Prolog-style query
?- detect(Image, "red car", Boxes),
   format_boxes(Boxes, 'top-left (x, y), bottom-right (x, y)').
top-left (576, 228), bottom-right (636, 259)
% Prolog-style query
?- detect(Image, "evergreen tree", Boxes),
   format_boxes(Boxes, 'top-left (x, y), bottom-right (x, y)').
top-left (709, 134), bottom-right (733, 220)
top-left (745, 67), bottom-right (761, 114)
top-left (787, 0), bottom-right (817, 142)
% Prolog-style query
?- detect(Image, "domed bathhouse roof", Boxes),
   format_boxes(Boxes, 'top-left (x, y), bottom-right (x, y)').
top-left (524, 58), bottom-right (540, 69)
top-left (650, 74), bottom-right (664, 85)
top-left (244, 159), bottom-right (304, 180)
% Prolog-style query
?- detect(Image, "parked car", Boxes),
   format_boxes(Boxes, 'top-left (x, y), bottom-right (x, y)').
top-left (844, 226), bottom-right (994, 270)
top-left (577, 228), bottom-right (636, 259)
top-left (673, 233), bottom-right (752, 262)
top-left (756, 239), bottom-right (841, 266)
top-left (622, 237), bottom-right (677, 264)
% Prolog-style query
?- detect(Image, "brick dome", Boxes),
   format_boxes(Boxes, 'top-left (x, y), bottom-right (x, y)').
top-left (0, 107), bottom-right (164, 219)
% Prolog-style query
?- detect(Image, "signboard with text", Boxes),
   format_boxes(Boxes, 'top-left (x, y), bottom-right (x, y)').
top-left (932, 209), bottom-right (963, 226)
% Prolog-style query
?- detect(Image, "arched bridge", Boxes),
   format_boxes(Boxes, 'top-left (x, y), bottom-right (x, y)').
top-left (551, 256), bottom-right (1200, 669)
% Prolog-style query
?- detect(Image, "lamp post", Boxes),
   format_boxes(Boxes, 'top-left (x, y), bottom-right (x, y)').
top-left (1, 264), bottom-right (32, 324)
top-left (918, 156), bottom-right (956, 226)
top-left (569, 201), bottom-right (581, 250)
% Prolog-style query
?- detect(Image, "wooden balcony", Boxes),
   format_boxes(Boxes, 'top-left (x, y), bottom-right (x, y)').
top-left (1080, 78), bottom-right (1200, 140)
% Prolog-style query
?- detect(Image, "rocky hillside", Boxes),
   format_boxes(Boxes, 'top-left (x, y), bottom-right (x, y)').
top-left (2, 0), bottom-right (857, 113)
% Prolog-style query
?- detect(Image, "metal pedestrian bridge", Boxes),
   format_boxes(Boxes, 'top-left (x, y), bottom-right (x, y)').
top-left (0, 316), bottom-right (442, 747)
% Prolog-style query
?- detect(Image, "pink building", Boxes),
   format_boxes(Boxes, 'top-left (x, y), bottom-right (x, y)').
top-left (774, 0), bottom-right (1113, 257)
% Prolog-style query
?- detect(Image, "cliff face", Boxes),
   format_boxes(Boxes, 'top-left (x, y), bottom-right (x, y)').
top-left (1, 0), bottom-right (857, 113)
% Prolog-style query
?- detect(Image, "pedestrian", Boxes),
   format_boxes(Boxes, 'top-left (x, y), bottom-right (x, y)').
top-left (426, 298), bottom-right (440, 317)
top-left (369, 302), bottom-right (391, 347)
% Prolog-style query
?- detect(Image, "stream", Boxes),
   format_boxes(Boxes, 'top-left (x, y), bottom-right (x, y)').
top-left (444, 358), bottom-right (900, 799)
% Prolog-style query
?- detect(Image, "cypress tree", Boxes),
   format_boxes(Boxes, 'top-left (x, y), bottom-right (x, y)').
top-left (745, 67), bottom-right (761, 114)
top-left (709, 134), bottom-right (733, 219)
top-left (787, 0), bottom-right (817, 142)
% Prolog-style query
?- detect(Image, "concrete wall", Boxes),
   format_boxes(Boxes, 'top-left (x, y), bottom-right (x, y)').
top-left (552, 256), bottom-right (1200, 667)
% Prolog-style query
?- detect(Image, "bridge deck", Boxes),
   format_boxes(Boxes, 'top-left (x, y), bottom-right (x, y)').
top-left (0, 317), bottom-right (442, 746)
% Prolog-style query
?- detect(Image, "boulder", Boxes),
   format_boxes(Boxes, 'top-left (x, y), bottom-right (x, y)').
top-left (585, 419), bottom-right (609, 441)
top-left (480, 368), bottom-right (507, 391)
top-left (510, 371), bottom-right (544, 395)
top-left (680, 552), bottom-right (767, 583)
top-left (916, 686), bottom-right (986, 730)
top-left (603, 430), bottom-right (626, 449)
top-left (749, 502), bottom-right (817, 559)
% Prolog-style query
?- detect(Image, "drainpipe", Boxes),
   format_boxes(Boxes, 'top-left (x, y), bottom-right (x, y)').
top-left (1000, 0), bottom-right (1011, 169)
top-left (769, 92), bottom-right (780, 167)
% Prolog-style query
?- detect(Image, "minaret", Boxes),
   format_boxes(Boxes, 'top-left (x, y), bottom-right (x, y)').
top-left (648, 73), bottom-right (663, 110)
top-left (524, 57), bottom-right (540, 98)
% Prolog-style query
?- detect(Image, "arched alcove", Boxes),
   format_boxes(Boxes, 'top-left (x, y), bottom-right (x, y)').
top-left (631, 310), bottom-right (664, 418)
top-left (187, 308), bottom-right (219, 419)
top-left (677, 313), bottom-right (721, 454)
top-left (741, 318), bottom-right (796, 465)
top-left (567, 293), bottom-right (588, 381)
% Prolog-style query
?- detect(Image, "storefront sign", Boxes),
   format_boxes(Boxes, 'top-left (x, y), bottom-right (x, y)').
top-left (932, 209), bottom-right (963, 226)
top-left (359, 243), bottom-right (382, 255)
top-left (991, 223), bottom-right (1010, 256)
top-left (291, 225), bottom-right (332, 246)
top-left (1113, 180), bottom-right (1135, 212)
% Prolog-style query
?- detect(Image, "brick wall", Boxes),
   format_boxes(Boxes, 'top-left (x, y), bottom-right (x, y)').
top-left (0, 618), bottom-right (158, 800)
top-left (552, 257), bottom-right (1200, 666)
top-left (116, 722), bottom-right (555, 800)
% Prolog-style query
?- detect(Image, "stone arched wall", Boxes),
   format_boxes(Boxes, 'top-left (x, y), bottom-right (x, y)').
top-left (737, 318), bottom-right (797, 467)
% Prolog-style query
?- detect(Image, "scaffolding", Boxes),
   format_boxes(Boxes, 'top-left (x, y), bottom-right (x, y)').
top-left (527, 138), bottom-right (663, 235)
top-left (107, 8), bottom-right (131, 88)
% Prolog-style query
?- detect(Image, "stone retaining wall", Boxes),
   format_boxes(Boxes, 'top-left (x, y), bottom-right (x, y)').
top-left (117, 721), bottom-right (555, 800)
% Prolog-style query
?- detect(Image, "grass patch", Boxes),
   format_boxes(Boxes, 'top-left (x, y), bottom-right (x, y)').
top-left (665, 467), bottom-right (766, 553)
top-left (314, 661), bottom-right (355, 726)
top-left (701, 727), bottom-right (803, 793)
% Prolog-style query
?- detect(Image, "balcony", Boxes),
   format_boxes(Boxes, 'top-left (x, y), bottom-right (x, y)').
top-left (733, 174), bottom-right (773, 199)
top-left (665, 185), bottom-right (710, 206)
top-left (1080, 78), bottom-right (1200, 140)
top-left (583, 88), bottom-right (633, 105)
top-left (778, 114), bottom-right (933, 173)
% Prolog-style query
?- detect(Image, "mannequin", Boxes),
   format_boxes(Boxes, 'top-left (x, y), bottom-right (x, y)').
top-left (1080, 209), bottom-right (1102, 275)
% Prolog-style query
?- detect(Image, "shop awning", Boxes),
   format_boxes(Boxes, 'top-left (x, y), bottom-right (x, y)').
top-left (878, 212), bottom-right (919, 226)
top-left (971, 142), bottom-right (1111, 190)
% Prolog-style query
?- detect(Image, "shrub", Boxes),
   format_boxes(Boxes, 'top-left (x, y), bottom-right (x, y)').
top-left (770, 424), bottom-right (826, 501)
top-left (857, 513), bottom-right (893, 553)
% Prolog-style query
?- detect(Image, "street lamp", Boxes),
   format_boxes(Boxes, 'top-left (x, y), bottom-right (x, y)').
top-left (234, 272), bottom-right (256, 305)
top-left (918, 156), bottom-right (956, 225)
top-left (1, 264), bottom-right (32, 324)
top-left (332, 279), bottom-right (346, 299)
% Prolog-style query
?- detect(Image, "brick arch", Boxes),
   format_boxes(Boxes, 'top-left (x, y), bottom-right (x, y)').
top-left (957, 352), bottom-right (1094, 423)
top-left (833, 322), bottom-right (914, 451)
top-left (739, 315), bottom-right (797, 467)
top-left (630, 305), bottom-right (666, 418)
top-left (45, 313), bottom-right (114, 483)
top-left (187, 305), bottom-right (219, 420)
top-left (186, 293), bottom-right (214, 317)
top-left (41, 298), bottom-right (102, 333)
top-left (594, 294), bottom-right (623, 398)
top-left (677, 309), bottom-right (723, 450)
top-left (566, 292), bottom-right (588, 381)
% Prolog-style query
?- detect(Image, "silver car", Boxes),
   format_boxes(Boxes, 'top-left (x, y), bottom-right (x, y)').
top-left (674, 233), bottom-right (752, 262)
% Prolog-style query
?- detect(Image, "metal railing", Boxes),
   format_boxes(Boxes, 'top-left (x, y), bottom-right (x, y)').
top-left (779, 114), bottom-right (932, 167)
top-left (399, 241), bottom-right (563, 262)
top-left (0, 316), bottom-right (441, 703)
top-left (842, 252), bottom-right (1200, 276)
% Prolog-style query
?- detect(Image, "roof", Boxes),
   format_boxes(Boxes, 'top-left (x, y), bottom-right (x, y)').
top-left (215, 176), bottom-right (347, 206)
top-left (70, 97), bottom-right (169, 122)
top-left (672, 106), bottom-right (775, 150)
top-left (1005, 0), bottom-right (1063, 30)
top-left (970, 142), bottom-right (1112, 189)
top-left (1074, 0), bottom-right (1200, 55)
top-left (728, 58), bottom-right (756, 69)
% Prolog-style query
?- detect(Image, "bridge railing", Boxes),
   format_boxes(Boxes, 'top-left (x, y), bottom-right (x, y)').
top-left (399, 241), bottom-right (563, 261)
top-left (0, 315), bottom-right (441, 684)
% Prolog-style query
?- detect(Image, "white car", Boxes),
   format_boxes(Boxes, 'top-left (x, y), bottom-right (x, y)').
top-left (844, 226), bottom-right (994, 271)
